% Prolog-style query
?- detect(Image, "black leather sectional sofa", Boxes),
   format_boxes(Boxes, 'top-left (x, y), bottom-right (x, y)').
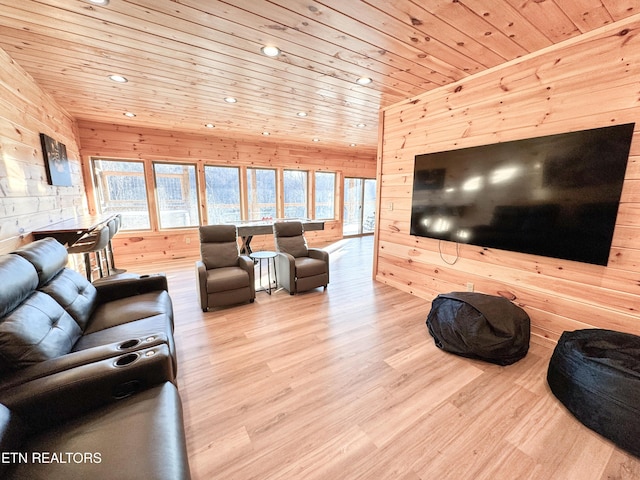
top-left (0, 238), bottom-right (191, 479)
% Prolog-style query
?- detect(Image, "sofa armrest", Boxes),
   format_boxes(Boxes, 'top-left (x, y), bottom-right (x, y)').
top-left (0, 343), bottom-right (174, 433)
top-left (0, 333), bottom-right (170, 391)
top-left (238, 255), bottom-right (255, 284)
top-left (308, 248), bottom-right (329, 263)
top-left (195, 260), bottom-right (208, 311)
top-left (275, 252), bottom-right (295, 293)
top-left (94, 273), bottom-right (168, 304)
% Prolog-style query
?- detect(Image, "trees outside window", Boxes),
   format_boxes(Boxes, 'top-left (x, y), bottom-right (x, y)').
top-left (204, 166), bottom-right (241, 224)
top-left (314, 171), bottom-right (336, 220)
top-left (247, 168), bottom-right (276, 219)
top-left (283, 170), bottom-right (308, 219)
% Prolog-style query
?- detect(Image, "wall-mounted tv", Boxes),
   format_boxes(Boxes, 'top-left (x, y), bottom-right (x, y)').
top-left (410, 123), bottom-right (635, 266)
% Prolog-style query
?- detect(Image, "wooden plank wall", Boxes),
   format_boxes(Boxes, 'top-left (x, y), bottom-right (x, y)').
top-left (78, 121), bottom-right (377, 263)
top-left (0, 47), bottom-right (86, 254)
top-left (375, 15), bottom-right (640, 344)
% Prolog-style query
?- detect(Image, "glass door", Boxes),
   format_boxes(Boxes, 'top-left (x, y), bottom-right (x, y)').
top-left (344, 177), bottom-right (376, 236)
top-left (362, 179), bottom-right (376, 234)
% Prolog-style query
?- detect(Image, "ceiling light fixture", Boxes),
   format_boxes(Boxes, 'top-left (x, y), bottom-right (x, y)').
top-left (312, 138), bottom-right (320, 142)
top-left (261, 46), bottom-right (281, 57)
top-left (123, 112), bottom-right (136, 117)
top-left (297, 112), bottom-right (308, 117)
top-left (108, 74), bottom-right (128, 83)
top-left (86, 0), bottom-right (109, 5)
top-left (356, 76), bottom-right (372, 86)
top-left (350, 143), bottom-right (357, 147)
top-left (357, 123), bottom-right (367, 128)
top-left (205, 123), bottom-right (215, 128)
top-left (262, 132), bottom-right (270, 136)
top-left (224, 97), bottom-right (237, 103)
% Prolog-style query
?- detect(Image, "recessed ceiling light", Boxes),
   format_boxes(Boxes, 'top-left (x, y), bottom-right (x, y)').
top-left (312, 138), bottom-right (320, 142)
top-left (350, 143), bottom-right (357, 147)
top-left (356, 77), bottom-right (372, 86)
top-left (123, 112), bottom-right (136, 117)
top-left (205, 123), bottom-right (215, 128)
top-left (357, 123), bottom-right (367, 128)
top-left (262, 132), bottom-right (270, 136)
top-left (261, 46), bottom-right (281, 57)
top-left (108, 74), bottom-right (128, 83)
top-left (224, 97), bottom-right (237, 103)
top-left (86, 0), bottom-right (109, 5)
top-left (297, 112), bottom-right (308, 117)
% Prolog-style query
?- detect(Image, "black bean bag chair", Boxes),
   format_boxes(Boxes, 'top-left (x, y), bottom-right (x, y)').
top-left (547, 329), bottom-right (640, 457)
top-left (426, 292), bottom-right (530, 365)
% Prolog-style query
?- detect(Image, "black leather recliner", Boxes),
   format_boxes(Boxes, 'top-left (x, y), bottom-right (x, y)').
top-left (0, 238), bottom-right (177, 389)
top-left (0, 237), bottom-right (191, 479)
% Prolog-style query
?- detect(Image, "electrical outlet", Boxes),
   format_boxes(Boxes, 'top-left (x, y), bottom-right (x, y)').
top-left (466, 282), bottom-right (474, 292)
top-left (388, 202), bottom-right (394, 211)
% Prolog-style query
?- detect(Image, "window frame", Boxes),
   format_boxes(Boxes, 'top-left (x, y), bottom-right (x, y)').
top-left (246, 166), bottom-right (278, 220)
top-left (90, 157), bottom-right (153, 231)
top-left (203, 164), bottom-right (243, 225)
top-left (314, 170), bottom-right (337, 220)
top-left (152, 161), bottom-right (200, 229)
top-left (283, 169), bottom-right (309, 220)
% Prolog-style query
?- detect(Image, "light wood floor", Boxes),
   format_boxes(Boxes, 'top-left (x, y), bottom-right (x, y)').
top-left (120, 236), bottom-right (640, 480)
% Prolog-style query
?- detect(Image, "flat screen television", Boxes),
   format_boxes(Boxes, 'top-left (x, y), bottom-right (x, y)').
top-left (410, 123), bottom-right (635, 265)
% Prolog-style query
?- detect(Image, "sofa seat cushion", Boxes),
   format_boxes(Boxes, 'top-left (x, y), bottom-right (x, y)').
top-left (5, 383), bottom-right (190, 480)
top-left (39, 269), bottom-right (98, 331)
top-left (0, 292), bottom-right (82, 372)
top-left (295, 257), bottom-right (327, 278)
top-left (86, 291), bottom-right (173, 334)
top-left (206, 266), bottom-right (250, 292)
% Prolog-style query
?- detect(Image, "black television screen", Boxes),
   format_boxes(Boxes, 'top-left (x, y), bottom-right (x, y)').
top-left (410, 123), bottom-right (635, 265)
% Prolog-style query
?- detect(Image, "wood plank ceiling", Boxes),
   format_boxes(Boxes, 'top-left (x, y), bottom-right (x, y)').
top-left (0, 0), bottom-right (636, 151)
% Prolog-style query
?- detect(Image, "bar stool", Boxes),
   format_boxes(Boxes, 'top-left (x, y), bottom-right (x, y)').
top-left (105, 215), bottom-right (126, 274)
top-left (67, 224), bottom-right (111, 281)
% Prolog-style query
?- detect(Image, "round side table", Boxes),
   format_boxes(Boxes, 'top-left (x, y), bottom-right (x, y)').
top-left (249, 251), bottom-right (278, 295)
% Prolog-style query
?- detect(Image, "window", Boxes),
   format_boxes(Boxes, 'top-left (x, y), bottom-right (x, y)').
top-left (153, 163), bottom-right (199, 228)
top-left (283, 170), bottom-right (308, 219)
top-left (314, 171), bottom-right (336, 220)
top-left (247, 168), bottom-right (276, 220)
top-left (92, 159), bottom-right (151, 230)
top-left (204, 166), bottom-right (241, 224)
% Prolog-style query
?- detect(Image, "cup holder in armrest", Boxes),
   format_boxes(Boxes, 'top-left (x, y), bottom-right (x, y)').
top-left (114, 352), bottom-right (140, 367)
top-left (116, 335), bottom-right (160, 352)
top-left (118, 339), bottom-right (141, 350)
